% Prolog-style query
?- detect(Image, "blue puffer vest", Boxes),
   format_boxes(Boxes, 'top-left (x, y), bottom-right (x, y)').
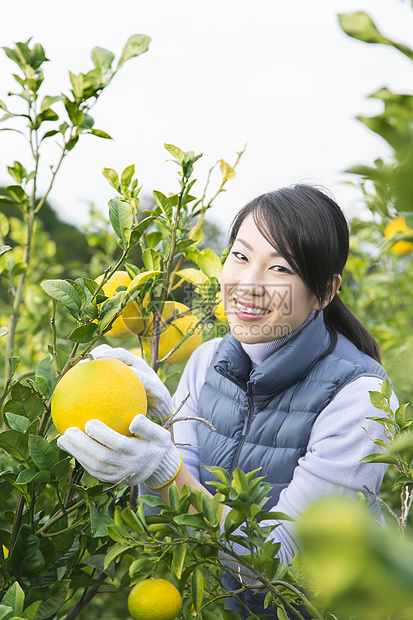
top-left (198, 311), bottom-right (387, 506)
top-left (197, 312), bottom-right (387, 619)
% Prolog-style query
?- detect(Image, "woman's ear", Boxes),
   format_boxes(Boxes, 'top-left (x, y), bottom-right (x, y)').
top-left (319, 274), bottom-right (342, 310)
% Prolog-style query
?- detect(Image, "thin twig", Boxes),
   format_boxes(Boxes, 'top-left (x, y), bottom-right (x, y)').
top-left (363, 485), bottom-right (400, 525)
top-left (167, 415), bottom-right (216, 431)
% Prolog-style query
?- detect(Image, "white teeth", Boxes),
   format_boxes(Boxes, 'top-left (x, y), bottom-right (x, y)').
top-left (235, 301), bottom-right (269, 316)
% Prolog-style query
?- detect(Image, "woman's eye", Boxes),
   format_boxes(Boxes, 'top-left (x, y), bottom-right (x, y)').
top-left (232, 251), bottom-right (247, 261)
top-left (271, 265), bottom-right (292, 274)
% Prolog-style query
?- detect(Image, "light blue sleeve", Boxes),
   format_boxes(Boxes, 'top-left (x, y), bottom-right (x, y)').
top-left (172, 338), bottom-right (221, 480)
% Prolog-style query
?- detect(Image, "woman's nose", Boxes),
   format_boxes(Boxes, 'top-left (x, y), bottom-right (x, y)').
top-left (236, 271), bottom-right (266, 297)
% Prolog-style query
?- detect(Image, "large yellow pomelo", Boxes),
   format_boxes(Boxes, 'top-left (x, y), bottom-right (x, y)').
top-left (128, 579), bottom-right (182, 620)
top-left (51, 357), bottom-right (147, 435)
top-left (95, 271), bottom-right (144, 339)
top-left (384, 217), bottom-right (413, 255)
top-left (143, 301), bottom-right (202, 364)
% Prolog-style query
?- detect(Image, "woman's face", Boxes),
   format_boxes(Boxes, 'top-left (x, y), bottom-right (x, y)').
top-left (220, 213), bottom-right (320, 344)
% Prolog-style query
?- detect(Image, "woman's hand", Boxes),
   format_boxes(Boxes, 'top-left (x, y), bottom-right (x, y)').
top-left (57, 414), bottom-right (182, 488)
top-left (91, 344), bottom-right (173, 422)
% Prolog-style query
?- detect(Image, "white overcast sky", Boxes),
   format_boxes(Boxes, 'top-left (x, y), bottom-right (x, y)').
top-left (1, 0), bottom-right (413, 233)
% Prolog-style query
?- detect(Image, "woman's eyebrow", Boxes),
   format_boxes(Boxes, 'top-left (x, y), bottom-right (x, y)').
top-left (236, 238), bottom-right (281, 258)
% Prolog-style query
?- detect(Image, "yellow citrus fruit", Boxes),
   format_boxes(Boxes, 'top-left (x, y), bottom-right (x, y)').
top-left (128, 579), bottom-right (182, 620)
top-left (384, 217), bottom-right (413, 255)
top-left (95, 271), bottom-right (144, 339)
top-left (51, 357), bottom-right (147, 435)
top-left (143, 301), bottom-right (202, 364)
top-left (213, 293), bottom-right (227, 323)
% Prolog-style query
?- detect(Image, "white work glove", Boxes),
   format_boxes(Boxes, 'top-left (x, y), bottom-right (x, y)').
top-left (91, 344), bottom-right (173, 422)
top-left (57, 414), bottom-right (182, 489)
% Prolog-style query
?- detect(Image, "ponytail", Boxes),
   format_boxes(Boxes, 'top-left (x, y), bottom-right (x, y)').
top-left (323, 295), bottom-right (381, 363)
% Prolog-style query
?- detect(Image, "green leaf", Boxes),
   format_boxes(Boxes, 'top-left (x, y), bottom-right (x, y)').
top-left (50, 456), bottom-right (71, 478)
top-left (0, 430), bottom-right (29, 460)
top-left (0, 605), bottom-right (13, 620)
top-left (117, 34), bottom-right (151, 69)
top-left (232, 468), bottom-right (248, 494)
top-left (201, 494), bottom-right (221, 528)
top-left (29, 435), bottom-right (59, 470)
top-left (153, 190), bottom-right (173, 222)
top-left (395, 404), bottom-right (409, 427)
top-left (175, 238), bottom-right (195, 254)
top-left (129, 215), bottom-right (155, 247)
top-left (191, 568), bottom-right (204, 613)
top-left (5, 185), bottom-right (28, 205)
top-left (125, 270), bottom-right (161, 302)
top-left (82, 113), bottom-right (94, 129)
top-left (369, 390), bottom-right (389, 411)
top-left (103, 544), bottom-right (133, 570)
top-left (0, 325), bottom-right (9, 338)
top-left (4, 382), bottom-right (43, 421)
top-left (359, 453), bottom-right (398, 465)
top-left (121, 164), bottom-right (135, 187)
top-left (276, 606), bottom-right (289, 620)
top-left (144, 231), bottom-right (162, 249)
top-left (7, 161), bottom-right (26, 184)
top-left (121, 506), bottom-right (145, 533)
top-left (223, 612), bottom-right (242, 620)
top-left (90, 503), bottom-right (114, 537)
top-left (175, 268), bottom-right (209, 289)
top-left (90, 128), bottom-right (112, 139)
top-left (41, 279), bottom-right (85, 314)
top-left (381, 379), bottom-right (392, 400)
top-left (142, 248), bottom-right (161, 271)
top-left (173, 514), bottom-right (208, 529)
top-left (220, 159), bottom-right (236, 183)
top-left (4, 413), bottom-right (31, 433)
top-left (108, 198), bottom-right (133, 241)
top-left (172, 543), bottom-right (187, 579)
top-left (25, 581), bottom-right (70, 620)
top-left (68, 323), bottom-right (98, 343)
top-left (11, 524), bottom-right (45, 578)
top-left (0, 245), bottom-right (11, 259)
top-left (164, 143), bottom-right (185, 163)
top-left (196, 249), bottom-right (222, 279)
top-left (339, 12), bottom-right (413, 62)
top-left (64, 98), bottom-right (84, 126)
top-left (91, 46), bottom-right (115, 69)
top-left (168, 483), bottom-right (180, 511)
top-left (2, 582), bottom-right (24, 617)
top-left (15, 469), bottom-right (51, 485)
top-left (35, 354), bottom-right (57, 397)
top-left (11, 261), bottom-right (27, 277)
top-left (8, 356), bottom-right (20, 376)
top-left (40, 95), bottom-right (61, 113)
top-left (102, 167), bottom-right (119, 190)
top-left (224, 509), bottom-right (245, 535)
top-left (20, 600), bottom-right (41, 620)
top-left (203, 465), bottom-right (232, 485)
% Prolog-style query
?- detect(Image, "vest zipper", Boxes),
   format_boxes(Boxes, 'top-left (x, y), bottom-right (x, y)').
top-left (229, 380), bottom-right (254, 475)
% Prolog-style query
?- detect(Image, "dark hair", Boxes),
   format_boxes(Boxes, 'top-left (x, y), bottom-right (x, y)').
top-left (229, 184), bottom-right (381, 362)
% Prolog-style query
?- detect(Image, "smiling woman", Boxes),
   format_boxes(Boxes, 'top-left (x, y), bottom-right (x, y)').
top-left (58, 184), bottom-right (396, 619)
top-left (220, 213), bottom-right (324, 342)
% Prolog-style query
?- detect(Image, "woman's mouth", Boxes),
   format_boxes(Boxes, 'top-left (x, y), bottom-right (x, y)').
top-left (233, 298), bottom-right (271, 321)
